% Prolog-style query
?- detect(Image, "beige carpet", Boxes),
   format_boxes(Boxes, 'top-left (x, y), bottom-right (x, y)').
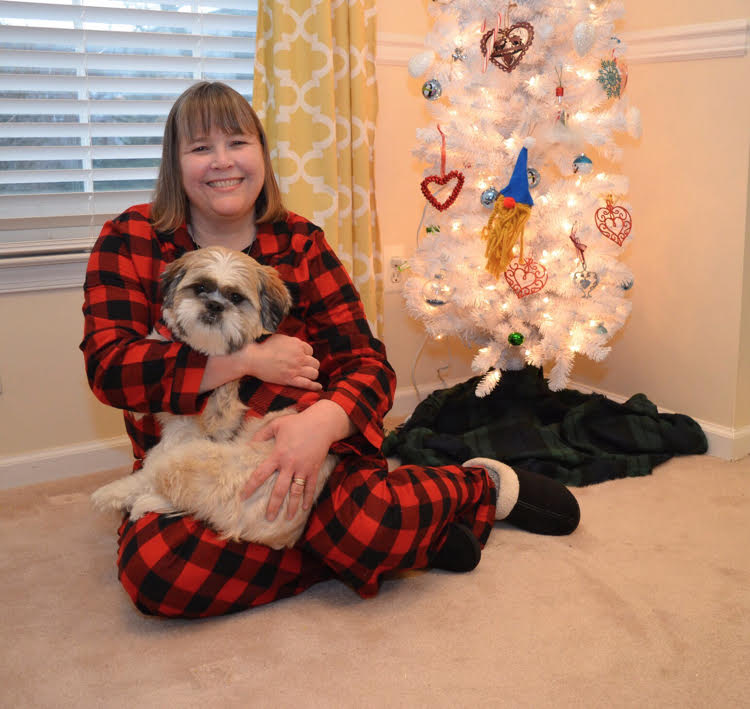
top-left (1, 453), bottom-right (748, 708)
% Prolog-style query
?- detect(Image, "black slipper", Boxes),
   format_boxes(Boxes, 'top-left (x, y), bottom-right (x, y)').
top-left (506, 467), bottom-right (581, 535)
top-left (430, 522), bottom-right (482, 572)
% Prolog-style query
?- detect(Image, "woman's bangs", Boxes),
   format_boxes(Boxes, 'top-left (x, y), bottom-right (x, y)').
top-left (177, 90), bottom-right (257, 143)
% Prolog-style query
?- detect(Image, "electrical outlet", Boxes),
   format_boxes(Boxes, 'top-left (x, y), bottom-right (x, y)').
top-left (390, 257), bottom-right (407, 285)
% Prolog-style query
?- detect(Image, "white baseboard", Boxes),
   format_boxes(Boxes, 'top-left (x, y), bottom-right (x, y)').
top-left (0, 435), bottom-right (132, 491)
top-left (1, 378), bottom-right (745, 491)
top-left (567, 380), bottom-right (750, 462)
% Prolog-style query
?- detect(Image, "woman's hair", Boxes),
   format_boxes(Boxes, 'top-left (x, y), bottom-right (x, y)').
top-left (151, 81), bottom-right (287, 232)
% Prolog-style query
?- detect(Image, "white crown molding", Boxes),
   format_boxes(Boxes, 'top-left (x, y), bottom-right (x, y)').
top-left (377, 18), bottom-right (749, 66)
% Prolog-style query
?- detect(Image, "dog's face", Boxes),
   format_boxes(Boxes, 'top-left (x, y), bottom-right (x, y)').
top-left (160, 246), bottom-right (292, 356)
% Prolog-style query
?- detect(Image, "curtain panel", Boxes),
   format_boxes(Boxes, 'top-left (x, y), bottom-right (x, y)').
top-left (253, 0), bottom-right (382, 334)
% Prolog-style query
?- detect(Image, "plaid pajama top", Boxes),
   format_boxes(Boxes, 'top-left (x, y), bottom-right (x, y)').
top-left (81, 203), bottom-right (496, 617)
top-left (81, 203), bottom-right (396, 464)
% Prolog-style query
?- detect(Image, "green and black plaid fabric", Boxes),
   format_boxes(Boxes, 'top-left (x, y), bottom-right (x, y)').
top-left (383, 367), bottom-right (708, 486)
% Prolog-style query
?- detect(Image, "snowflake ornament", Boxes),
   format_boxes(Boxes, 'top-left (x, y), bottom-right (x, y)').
top-left (597, 58), bottom-right (622, 98)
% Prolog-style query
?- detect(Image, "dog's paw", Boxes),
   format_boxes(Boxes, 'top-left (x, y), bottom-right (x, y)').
top-left (90, 483), bottom-right (130, 513)
top-left (130, 492), bottom-right (178, 520)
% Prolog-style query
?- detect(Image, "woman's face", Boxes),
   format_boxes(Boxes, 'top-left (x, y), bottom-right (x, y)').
top-left (179, 124), bottom-right (265, 228)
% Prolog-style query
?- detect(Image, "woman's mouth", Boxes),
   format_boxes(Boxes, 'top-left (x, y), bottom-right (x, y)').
top-left (207, 178), bottom-right (243, 188)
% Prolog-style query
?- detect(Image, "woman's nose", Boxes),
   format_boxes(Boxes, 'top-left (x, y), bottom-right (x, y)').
top-left (211, 145), bottom-right (233, 169)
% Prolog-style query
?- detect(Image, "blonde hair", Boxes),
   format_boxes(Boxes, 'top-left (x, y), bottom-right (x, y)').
top-left (152, 82), bottom-right (287, 232)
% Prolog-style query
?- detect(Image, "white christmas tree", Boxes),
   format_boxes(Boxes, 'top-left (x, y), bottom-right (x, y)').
top-left (404, 0), bottom-right (641, 394)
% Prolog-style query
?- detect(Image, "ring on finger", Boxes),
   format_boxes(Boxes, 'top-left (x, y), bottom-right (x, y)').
top-left (292, 477), bottom-right (306, 487)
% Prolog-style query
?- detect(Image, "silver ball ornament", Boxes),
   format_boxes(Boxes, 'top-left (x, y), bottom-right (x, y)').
top-left (422, 79), bottom-right (442, 101)
top-left (480, 187), bottom-right (499, 207)
top-left (527, 167), bottom-right (541, 189)
top-left (422, 271), bottom-right (453, 306)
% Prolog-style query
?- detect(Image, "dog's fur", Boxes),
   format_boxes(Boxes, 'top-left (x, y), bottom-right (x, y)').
top-left (91, 246), bottom-right (336, 549)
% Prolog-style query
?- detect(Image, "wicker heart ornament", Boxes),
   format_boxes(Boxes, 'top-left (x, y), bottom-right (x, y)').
top-left (480, 22), bottom-right (534, 72)
top-left (420, 170), bottom-right (465, 212)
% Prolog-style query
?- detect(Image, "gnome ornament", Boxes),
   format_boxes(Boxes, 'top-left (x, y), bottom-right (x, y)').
top-left (481, 146), bottom-right (540, 281)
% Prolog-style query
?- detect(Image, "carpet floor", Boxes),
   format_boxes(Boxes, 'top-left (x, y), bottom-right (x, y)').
top-left (1, 453), bottom-right (748, 708)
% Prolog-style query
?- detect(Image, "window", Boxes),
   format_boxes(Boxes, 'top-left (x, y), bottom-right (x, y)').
top-left (0, 0), bottom-right (257, 292)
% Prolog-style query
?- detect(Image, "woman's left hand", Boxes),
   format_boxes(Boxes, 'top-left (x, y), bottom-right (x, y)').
top-left (240, 400), bottom-right (354, 521)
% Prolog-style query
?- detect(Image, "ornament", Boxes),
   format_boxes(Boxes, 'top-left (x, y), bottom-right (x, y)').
top-left (589, 0), bottom-right (610, 7)
top-left (595, 195), bottom-right (632, 246)
top-left (408, 50), bottom-right (435, 78)
top-left (621, 278), bottom-right (634, 290)
top-left (573, 269), bottom-right (599, 298)
top-left (420, 125), bottom-right (465, 212)
top-left (422, 271), bottom-right (453, 306)
top-left (425, 224), bottom-right (441, 233)
top-left (568, 222), bottom-right (588, 268)
top-left (597, 58), bottom-right (622, 98)
top-left (596, 324), bottom-right (608, 335)
top-left (422, 78), bottom-right (442, 100)
top-left (508, 332), bottom-right (525, 346)
top-left (573, 154), bottom-right (593, 174)
top-left (573, 22), bottom-right (596, 56)
top-left (480, 12), bottom-right (534, 73)
top-left (481, 187), bottom-right (499, 207)
top-left (505, 257), bottom-right (548, 299)
top-left (553, 65), bottom-right (569, 127)
top-left (452, 47), bottom-right (467, 62)
top-left (482, 147), bottom-right (534, 278)
top-left (527, 167), bottom-right (541, 189)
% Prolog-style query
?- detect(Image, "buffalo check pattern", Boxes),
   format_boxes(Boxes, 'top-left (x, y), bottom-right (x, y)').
top-left (82, 204), bottom-right (496, 617)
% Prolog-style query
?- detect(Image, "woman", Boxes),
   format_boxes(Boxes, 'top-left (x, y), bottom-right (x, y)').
top-left (82, 82), bottom-right (579, 618)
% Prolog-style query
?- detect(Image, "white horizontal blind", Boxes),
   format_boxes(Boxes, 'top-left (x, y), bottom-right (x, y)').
top-left (0, 0), bottom-right (257, 258)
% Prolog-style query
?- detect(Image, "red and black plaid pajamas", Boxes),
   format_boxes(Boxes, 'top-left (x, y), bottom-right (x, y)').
top-left (82, 204), bottom-right (496, 618)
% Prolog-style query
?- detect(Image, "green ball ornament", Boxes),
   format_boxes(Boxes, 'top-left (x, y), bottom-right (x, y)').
top-left (508, 332), bottom-right (525, 346)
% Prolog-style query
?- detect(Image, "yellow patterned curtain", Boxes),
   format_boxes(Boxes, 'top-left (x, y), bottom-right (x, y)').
top-left (253, 0), bottom-right (382, 334)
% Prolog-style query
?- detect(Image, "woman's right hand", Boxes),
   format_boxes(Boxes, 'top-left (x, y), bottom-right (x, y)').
top-left (241, 334), bottom-right (322, 390)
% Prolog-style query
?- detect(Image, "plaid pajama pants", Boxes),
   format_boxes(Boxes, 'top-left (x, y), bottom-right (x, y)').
top-left (116, 457), bottom-right (496, 618)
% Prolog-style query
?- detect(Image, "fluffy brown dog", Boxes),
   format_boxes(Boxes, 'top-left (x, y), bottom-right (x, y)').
top-left (91, 246), bottom-right (336, 549)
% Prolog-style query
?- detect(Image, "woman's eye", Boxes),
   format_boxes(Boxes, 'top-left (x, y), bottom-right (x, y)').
top-left (191, 145), bottom-right (208, 152)
top-left (229, 292), bottom-right (245, 305)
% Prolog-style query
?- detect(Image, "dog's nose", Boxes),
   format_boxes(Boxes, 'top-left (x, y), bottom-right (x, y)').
top-left (206, 300), bottom-right (224, 313)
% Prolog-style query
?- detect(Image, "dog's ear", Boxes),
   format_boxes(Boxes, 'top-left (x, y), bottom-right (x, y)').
top-left (258, 266), bottom-right (292, 332)
top-left (160, 259), bottom-right (186, 310)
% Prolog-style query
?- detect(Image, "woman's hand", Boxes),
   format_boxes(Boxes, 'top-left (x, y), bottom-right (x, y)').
top-left (242, 334), bottom-right (322, 390)
top-left (200, 333), bottom-right (321, 393)
top-left (240, 400), bottom-right (355, 521)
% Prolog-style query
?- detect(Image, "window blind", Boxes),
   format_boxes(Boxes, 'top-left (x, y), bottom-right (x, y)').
top-left (0, 0), bottom-right (257, 259)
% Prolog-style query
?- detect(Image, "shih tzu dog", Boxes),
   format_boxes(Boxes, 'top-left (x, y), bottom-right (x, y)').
top-left (91, 246), bottom-right (336, 549)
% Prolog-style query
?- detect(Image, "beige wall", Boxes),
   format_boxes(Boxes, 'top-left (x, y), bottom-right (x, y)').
top-left (0, 0), bottom-right (747, 465)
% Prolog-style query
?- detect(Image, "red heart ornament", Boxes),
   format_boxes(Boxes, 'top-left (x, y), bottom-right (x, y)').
top-left (420, 170), bottom-right (465, 212)
top-left (595, 200), bottom-right (632, 246)
top-left (481, 22), bottom-right (534, 73)
top-left (504, 257), bottom-right (548, 298)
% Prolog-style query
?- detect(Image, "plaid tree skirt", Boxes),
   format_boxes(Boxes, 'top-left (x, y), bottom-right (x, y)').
top-left (383, 367), bottom-right (708, 486)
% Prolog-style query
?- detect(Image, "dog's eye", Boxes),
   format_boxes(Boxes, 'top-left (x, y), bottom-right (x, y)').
top-left (192, 284), bottom-right (207, 295)
top-left (228, 292), bottom-right (245, 305)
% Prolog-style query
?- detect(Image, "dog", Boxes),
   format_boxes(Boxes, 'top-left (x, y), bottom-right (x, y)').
top-left (91, 246), bottom-right (336, 549)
